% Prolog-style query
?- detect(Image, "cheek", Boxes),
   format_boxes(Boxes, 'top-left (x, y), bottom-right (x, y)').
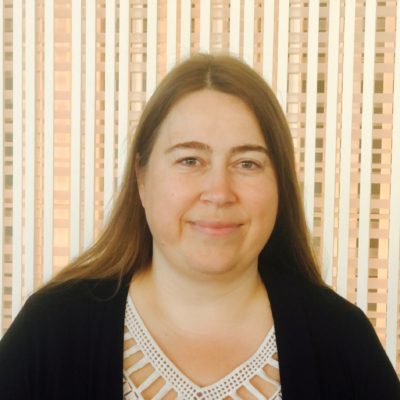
top-left (142, 173), bottom-right (192, 220)
top-left (247, 187), bottom-right (279, 230)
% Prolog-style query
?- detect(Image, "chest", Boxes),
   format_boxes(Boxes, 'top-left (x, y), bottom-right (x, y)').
top-left (122, 295), bottom-right (282, 399)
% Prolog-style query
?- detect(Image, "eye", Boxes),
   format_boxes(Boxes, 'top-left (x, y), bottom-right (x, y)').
top-left (238, 160), bottom-right (261, 170)
top-left (177, 157), bottom-right (202, 167)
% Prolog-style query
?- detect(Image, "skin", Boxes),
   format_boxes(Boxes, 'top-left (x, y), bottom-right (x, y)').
top-left (130, 89), bottom-right (279, 387)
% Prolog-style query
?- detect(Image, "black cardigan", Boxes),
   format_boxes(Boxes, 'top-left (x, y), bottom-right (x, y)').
top-left (0, 267), bottom-right (399, 400)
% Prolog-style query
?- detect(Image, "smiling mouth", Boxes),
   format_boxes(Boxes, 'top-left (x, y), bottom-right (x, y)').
top-left (189, 221), bottom-right (242, 236)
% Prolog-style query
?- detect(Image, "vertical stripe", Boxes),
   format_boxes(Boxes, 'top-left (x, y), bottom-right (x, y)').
top-left (104, 0), bottom-right (116, 222)
top-left (386, 0), bottom-right (400, 368)
top-left (0, 0), bottom-right (4, 335)
top-left (166, 0), bottom-right (177, 71)
top-left (146, 0), bottom-right (157, 100)
top-left (12, 0), bottom-right (23, 318)
top-left (276, 0), bottom-right (289, 111)
top-left (356, 0), bottom-right (376, 312)
top-left (25, 0), bottom-right (36, 295)
top-left (43, 0), bottom-right (54, 282)
top-left (199, 0), bottom-right (210, 52)
top-left (180, 0), bottom-right (191, 59)
top-left (84, 0), bottom-right (96, 249)
top-left (303, 0), bottom-right (319, 234)
top-left (117, 0), bottom-right (130, 187)
top-left (229, 0), bottom-right (240, 55)
top-left (70, 0), bottom-right (82, 259)
top-left (322, 0), bottom-right (340, 285)
top-left (262, 0), bottom-right (275, 85)
top-left (243, 0), bottom-right (255, 66)
top-left (337, 0), bottom-right (356, 297)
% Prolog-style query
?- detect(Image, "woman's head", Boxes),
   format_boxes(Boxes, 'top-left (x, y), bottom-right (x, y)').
top-left (126, 53), bottom-right (320, 282)
top-left (136, 88), bottom-right (279, 279)
top-left (45, 53), bottom-right (322, 289)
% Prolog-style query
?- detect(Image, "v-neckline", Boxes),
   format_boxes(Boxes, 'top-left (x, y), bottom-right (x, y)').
top-left (125, 293), bottom-right (279, 398)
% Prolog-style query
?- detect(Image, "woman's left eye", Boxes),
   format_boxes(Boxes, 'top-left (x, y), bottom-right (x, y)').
top-left (239, 160), bottom-right (261, 170)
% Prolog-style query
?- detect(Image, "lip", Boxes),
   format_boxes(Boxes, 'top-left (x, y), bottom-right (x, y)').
top-left (189, 221), bottom-right (242, 236)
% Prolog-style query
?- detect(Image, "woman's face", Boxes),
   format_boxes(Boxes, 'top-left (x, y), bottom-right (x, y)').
top-left (138, 89), bottom-right (278, 279)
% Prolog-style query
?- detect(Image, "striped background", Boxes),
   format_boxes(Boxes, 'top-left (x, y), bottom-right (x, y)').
top-left (1, 0), bottom-right (399, 374)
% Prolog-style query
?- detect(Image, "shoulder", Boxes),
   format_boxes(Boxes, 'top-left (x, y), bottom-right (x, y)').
top-left (31, 278), bottom-right (127, 308)
top-left (264, 268), bottom-right (399, 397)
top-left (0, 278), bottom-right (130, 399)
top-left (293, 274), bottom-right (400, 397)
top-left (0, 278), bottom-right (129, 367)
top-left (294, 275), bottom-right (366, 329)
top-left (2, 278), bottom-right (129, 344)
top-left (287, 274), bottom-right (379, 349)
top-left (20, 279), bottom-right (120, 319)
top-left (264, 267), bottom-right (367, 334)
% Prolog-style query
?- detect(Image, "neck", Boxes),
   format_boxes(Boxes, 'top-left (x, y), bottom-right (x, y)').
top-left (131, 259), bottom-right (268, 335)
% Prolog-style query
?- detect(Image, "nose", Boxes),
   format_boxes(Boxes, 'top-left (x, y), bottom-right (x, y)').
top-left (199, 167), bottom-right (237, 207)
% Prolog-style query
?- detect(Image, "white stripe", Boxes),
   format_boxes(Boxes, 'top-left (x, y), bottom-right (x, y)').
top-left (322, 0), bottom-right (340, 284)
top-left (25, 0), bottom-right (36, 296)
top-left (276, 0), bottom-right (289, 111)
top-left (262, 0), bottom-right (275, 85)
top-left (70, 0), bottom-right (82, 259)
top-left (337, 0), bottom-right (356, 298)
top-left (136, 370), bottom-right (159, 392)
top-left (123, 344), bottom-right (141, 358)
top-left (117, 0), bottom-right (130, 187)
top-left (199, 0), bottom-right (211, 53)
top-left (146, 0), bottom-right (157, 100)
top-left (229, 0), bottom-right (240, 55)
top-left (84, 0), bottom-right (96, 249)
top-left (303, 0), bottom-right (319, 235)
top-left (43, 0), bottom-right (54, 283)
top-left (386, 0), bottom-right (400, 368)
top-left (180, 0), bottom-right (191, 59)
top-left (356, 0), bottom-right (376, 312)
top-left (104, 0), bottom-right (116, 222)
top-left (268, 358), bottom-right (279, 369)
top-left (258, 368), bottom-right (279, 385)
top-left (244, 382), bottom-right (264, 398)
top-left (243, 0), bottom-right (255, 66)
top-left (12, 0), bottom-right (23, 318)
top-left (166, 0), bottom-right (177, 71)
top-left (0, 0), bottom-right (4, 334)
top-left (153, 384), bottom-right (171, 400)
top-left (126, 357), bottom-right (148, 375)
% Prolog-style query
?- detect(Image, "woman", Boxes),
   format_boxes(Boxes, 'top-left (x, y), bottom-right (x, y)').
top-left (0, 54), bottom-right (398, 400)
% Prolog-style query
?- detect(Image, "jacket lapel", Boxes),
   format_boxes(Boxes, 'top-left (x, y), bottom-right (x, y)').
top-left (263, 267), bottom-right (321, 399)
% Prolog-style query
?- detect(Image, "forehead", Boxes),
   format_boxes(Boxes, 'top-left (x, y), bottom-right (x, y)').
top-left (156, 89), bottom-right (265, 147)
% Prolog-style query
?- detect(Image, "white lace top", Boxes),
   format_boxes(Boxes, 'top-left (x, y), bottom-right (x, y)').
top-left (123, 295), bottom-right (282, 399)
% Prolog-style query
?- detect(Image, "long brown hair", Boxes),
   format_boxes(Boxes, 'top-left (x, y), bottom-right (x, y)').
top-left (43, 53), bottom-right (324, 291)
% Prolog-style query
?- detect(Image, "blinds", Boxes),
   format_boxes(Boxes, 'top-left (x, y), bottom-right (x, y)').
top-left (1, 0), bottom-right (399, 373)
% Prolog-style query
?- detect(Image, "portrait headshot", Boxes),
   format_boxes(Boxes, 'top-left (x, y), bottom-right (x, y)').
top-left (0, 2), bottom-right (399, 399)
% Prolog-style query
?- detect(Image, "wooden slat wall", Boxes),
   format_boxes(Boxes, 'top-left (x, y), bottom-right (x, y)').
top-left (1, 0), bottom-right (399, 373)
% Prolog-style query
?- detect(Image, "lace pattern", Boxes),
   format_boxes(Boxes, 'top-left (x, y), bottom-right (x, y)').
top-left (123, 295), bottom-right (282, 399)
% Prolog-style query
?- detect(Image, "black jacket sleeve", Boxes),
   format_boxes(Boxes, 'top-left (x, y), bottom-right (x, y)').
top-left (0, 297), bottom-right (37, 399)
top-left (307, 283), bottom-right (400, 399)
top-left (346, 306), bottom-right (400, 399)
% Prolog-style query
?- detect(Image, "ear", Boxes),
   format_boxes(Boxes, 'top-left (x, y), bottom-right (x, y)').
top-left (135, 155), bottom-right (146, 207)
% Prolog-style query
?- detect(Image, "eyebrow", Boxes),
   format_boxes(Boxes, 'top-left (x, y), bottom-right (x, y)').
top-left (165, 141), bottom-right (211, 153)
top-left (165, 141), bottom-right (269, 156)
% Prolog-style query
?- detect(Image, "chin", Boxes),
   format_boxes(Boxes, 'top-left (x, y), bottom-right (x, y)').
top-left (184, 260), bottom-right (245, 279)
